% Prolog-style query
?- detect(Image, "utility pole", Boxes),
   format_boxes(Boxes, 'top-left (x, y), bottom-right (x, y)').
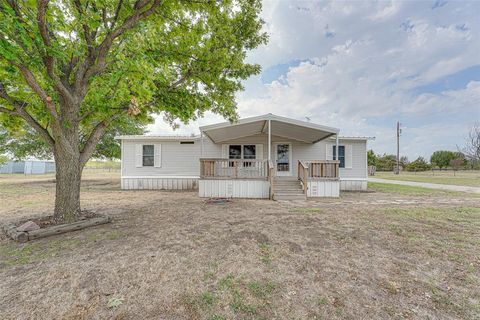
top-left (396, 121), bottom-right (402, 175)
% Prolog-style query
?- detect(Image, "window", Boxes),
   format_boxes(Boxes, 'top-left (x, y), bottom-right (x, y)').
top-left (143, 145), bottom-right (154, 166)
top-left (333, 145), bottom-right (345, 168)
top-left (228, 144), bottom-right (256, 167)
top-left (243, 145), bottom-right (256, 167)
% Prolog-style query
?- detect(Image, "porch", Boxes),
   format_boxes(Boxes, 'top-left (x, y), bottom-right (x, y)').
top-left (198, 114), bottom-right (342, 199)
top-left (199, 158), bottom-right (340, 199)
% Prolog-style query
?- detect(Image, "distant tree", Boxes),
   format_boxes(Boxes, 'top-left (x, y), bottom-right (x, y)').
top-left (376, 154), bottom-right (397, 171)
top-left (459, 123), bottom-right (480, 169)
top-left (450, 157), bottom-right (464, 176)
top-left (430, 150), bottom-right (456, 169)
top-left (367, 150), bottom-right (377, 166)
top-left (400, 156), bottom-right (409, 169)
top-left (405, 157), bottom-right (430, 172)
top-left (0, 154), bottom-right (8, 166)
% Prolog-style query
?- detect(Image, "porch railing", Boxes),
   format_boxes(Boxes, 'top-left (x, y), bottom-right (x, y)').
top-left (200, 158), bottom-right (269, 179)
top-left (297, 160), bottom-right (340, 194)
top-left (268, 160), bottom-right (274, 199)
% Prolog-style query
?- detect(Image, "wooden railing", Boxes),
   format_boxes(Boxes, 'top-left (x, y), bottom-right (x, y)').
top-left (298, 161), bottom-right (308, 194)
top-left (200, 158), bottom-right (269, 179)
top-left (298, 160), bottom-right (340, 194)
top-left (304, 160), bottom-right (340, 179)
top-left (268, 160), bottom-right (274, 199)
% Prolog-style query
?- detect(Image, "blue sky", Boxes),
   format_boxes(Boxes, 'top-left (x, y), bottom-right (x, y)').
top-left (149, 0), bottom-right (480, 160)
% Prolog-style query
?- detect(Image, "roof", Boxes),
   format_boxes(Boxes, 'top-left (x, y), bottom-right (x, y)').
top-left (200, 113), bottom-right (339, 144)
top-left (329, 136), bottom-right (375, 141)
top-left (115, 135), bottom-right (200, 141)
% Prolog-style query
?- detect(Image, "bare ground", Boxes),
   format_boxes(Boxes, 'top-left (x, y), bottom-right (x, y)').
top-left (0, 173), bottom-right (479, 320)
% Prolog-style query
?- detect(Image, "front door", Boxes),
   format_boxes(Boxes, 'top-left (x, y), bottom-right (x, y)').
top-left (275, 143), bottom-right (292, 176)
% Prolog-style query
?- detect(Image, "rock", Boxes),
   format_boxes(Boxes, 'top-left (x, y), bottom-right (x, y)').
top-left (17, 221), bottom-right (40, 232)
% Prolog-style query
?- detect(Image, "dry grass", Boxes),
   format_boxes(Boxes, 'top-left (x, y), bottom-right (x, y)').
top-left (0, 173), bottom-right (479, 319)
top-left (376, 170), bottom-right (480, 187)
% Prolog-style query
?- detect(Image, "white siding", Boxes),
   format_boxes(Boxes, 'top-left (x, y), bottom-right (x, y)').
top-left (122, 177), bottom-right (198, 190)
top-left (120, 134), bottom-right (368, 187)
top-left (199, 179), bottom-right (269, 198)
top-left (307, 180), bottom-right (340, 197)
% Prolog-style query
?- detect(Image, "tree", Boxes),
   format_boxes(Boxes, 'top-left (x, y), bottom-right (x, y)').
top-left (376, 154), bottom-right (397, 171)
top-left (0, 1), bottom-right (266, 222)
top-left (405, 157), bottom-right (430, 172)
top-left (0, 118), bottom-right (146, 160)
top-left (449, 157), bottom-right (464, 176)
top-left (0, 154), bottom-right (8, 166)
top-left (459, 122), bottom-right (480, 169)
top-left (430, 150), bottom-right (456, 169)
top-left (367, 149), bottom-right (377, 166)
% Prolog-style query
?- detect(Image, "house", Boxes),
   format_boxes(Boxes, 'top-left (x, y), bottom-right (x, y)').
top-left (116, 114), bottom-right (372, 200)
top-left (0, 160), bottom-right (55, 174)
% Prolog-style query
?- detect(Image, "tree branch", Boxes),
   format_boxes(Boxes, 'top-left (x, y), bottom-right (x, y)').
top-left (75, 0), bottom-right (162, 92)
top-left (0, 82), bottom-right (55, 147)
top-left (79, 116), bottom-right (118, 165)
top-left (37, 0), bottom-right (76, 104)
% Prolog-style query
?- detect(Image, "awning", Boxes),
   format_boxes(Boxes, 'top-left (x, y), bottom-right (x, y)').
top-left (200, 114), bottom-right (339, 144)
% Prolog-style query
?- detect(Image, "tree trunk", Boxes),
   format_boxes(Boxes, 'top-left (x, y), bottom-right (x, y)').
top-left (53, 150), bottom-right (82, 223)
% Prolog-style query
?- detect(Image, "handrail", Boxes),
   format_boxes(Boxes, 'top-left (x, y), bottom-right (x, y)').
top-left (303, 160), bottom-right (340, 179)
top-left (298, 160), bottom-right (308, 195)
top-left (268, 160), bottom-right (274, 199)
top-left (200, 158), bottom-right (269, 179)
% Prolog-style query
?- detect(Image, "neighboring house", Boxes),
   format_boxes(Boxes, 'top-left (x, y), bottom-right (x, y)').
top-left (0, 160), bottom-right (55, 174)
top-left (117, 114), bottom-right (373, 200)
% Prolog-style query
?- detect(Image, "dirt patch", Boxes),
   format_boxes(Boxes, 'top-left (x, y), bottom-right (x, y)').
top-left (0, 173), bottom-right (479, 319)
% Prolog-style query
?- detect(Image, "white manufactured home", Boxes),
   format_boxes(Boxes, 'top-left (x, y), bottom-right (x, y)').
top-left (117, 114), bottom-right (372, 200)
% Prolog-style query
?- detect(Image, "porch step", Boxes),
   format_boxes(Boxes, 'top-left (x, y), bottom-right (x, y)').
top-left (272, 178), bottom-right (306, 200)
top-left (273, 193), bottom-right (307, 201)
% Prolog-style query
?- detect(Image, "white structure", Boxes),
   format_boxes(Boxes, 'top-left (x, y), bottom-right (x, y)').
top-left (117, 114), bottom-right (373, 200)
top-left (0, 160), bottom-right (55, 174)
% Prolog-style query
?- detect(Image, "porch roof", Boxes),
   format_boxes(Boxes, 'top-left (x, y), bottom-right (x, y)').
top-left (200, 114), bottom-right (339, 144)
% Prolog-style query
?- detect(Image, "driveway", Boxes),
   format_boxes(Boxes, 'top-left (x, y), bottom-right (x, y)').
top-left (369, 177), bottom-right (480, 194)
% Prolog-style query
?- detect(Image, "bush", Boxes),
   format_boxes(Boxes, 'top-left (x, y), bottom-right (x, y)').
top-left (405, 157), bottom-right (430, 172)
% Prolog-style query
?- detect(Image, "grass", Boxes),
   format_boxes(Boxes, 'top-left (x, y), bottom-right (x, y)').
top-left (375, 170), bottom-right (480, 187)
top-left (368, 181), bottom-right (475, 196)
top-left (0, 230), bottom-right (122, 266)
top-left (182, 274), bottom-right (276, 319)
top-left (1, 174), bottom-right (479, 319)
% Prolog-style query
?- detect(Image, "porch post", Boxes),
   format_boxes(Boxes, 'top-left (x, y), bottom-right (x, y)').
top-left (268, 119), bottom-right (271, 161)
top-left (335, 133), bottom-right (339, 161)
top-left (201, 131), bottom-right (204, 157)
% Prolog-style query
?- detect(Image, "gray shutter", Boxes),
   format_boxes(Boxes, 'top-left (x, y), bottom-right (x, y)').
top-left (135, 144), bottom-right (143, 168)
top-left (325, 143), bottom-right (333, 160)
top-left (221, 144), bottom-right (229, 168)
top-left (255, 144), bottom-right (264, 160)
top-left (345, 144), bottom-right (353, 168)
top-left (154, 144), bottom-right (162, 167)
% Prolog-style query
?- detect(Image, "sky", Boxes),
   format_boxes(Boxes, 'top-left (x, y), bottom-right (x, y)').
top-left (147, 0), bottom-right (480, 160)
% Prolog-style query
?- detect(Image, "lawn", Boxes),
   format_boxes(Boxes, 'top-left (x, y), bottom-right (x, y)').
top-left (0, 173), bottom-right (479, 319)
top-left (375, 170), bottom-right (480, 187)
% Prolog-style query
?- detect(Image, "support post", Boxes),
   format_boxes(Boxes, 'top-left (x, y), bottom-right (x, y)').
top-left (268, 119), bottom-right (271, 162)
top-left (335, 134), bottom-right (339, 162)
top-left (200, 131), bottom-right (204, 157)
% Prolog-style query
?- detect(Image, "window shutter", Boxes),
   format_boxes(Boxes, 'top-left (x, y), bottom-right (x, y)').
top-left (345, 144), bottom-right (353, 168)
top-left (222, 144), bottom-right (229, 159)
top-left (154, 144), bottom-right (162, 167)
top-left (255, 144), bottom-right (264, 160)
top-left (325, 143), bottom-right (333, 160)
top-left (135, 144), bottom-right (143, 168)
top-left (221, 144), bottom-right (229, 168)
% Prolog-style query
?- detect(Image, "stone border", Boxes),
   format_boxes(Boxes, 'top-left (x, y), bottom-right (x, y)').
top-left (3, 214), bottom-right (111, 243)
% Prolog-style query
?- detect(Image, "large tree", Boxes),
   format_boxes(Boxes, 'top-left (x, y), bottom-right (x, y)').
top-left (0, 0), bottom-right (266, 222)
top-left (430, 150), bottom-right (456, 169)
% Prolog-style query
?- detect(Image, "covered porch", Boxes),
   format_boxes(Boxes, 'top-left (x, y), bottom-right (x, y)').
top-left (198, 114), bottom-right (341, 199)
